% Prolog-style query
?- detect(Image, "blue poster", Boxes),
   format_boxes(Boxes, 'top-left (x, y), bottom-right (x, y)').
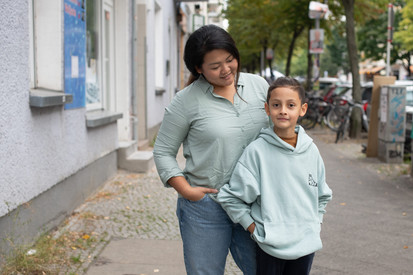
top-left (64, 0), bottom-right (86, 109)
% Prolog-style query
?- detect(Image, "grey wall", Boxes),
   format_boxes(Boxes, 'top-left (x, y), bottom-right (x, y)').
top-left (0, 0), bottom-right (118, 227)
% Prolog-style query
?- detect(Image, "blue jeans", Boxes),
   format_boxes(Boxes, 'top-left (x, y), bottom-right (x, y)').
top-left (176, 195), bottom-right (256, 275)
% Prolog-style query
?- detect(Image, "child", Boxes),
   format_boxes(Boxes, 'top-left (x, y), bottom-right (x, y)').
top-left (217, 77), bottom-right (332, 275)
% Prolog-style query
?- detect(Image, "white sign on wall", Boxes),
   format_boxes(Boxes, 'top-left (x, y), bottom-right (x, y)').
top-left (193, 14), bottom-right (205, 32)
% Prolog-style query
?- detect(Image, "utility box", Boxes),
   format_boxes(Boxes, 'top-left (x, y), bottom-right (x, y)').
top-left (378, 85), bottom-right (406, 163)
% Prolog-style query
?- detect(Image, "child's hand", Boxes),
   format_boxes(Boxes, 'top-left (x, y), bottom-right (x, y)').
top-left (247, 222), bottom-right (256, 234)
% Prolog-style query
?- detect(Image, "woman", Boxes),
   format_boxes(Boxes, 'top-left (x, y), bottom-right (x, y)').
top-left (153, 25), bottom-right (269, 275)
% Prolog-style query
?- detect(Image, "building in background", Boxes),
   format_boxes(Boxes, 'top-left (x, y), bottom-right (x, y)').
top-left (0, 0), bottom-right (228, 255)
top-left (0, 0), bottom-right (229, 256)
top-left (175, 0), bottom-right (227, 89)
top-left (0, 0), bottom-right (183, 255)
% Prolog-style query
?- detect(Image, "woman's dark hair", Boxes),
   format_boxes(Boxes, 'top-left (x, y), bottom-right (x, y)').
top-left (267, 77), bottom-right (306, 104)
top-left (184, 25), bottom-right (241, 86)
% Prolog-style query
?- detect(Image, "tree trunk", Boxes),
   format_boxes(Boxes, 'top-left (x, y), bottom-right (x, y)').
top-left (268, 58), bottom-right (274, 81)
top-left (285, 27), bottom-right (304, 76)
top-left (342, 0), bottom-right (362, 139)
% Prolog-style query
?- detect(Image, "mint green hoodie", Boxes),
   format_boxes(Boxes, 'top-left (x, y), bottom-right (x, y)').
top-left (217, 126), bottom-right (332, 260)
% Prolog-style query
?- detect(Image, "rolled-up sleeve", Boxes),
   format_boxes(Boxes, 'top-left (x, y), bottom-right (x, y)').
top-left (153, 93), bottom-right (189, 186)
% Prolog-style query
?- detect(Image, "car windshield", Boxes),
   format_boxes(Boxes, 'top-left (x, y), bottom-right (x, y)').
top-left (334, 86), bottom-right (351, 96)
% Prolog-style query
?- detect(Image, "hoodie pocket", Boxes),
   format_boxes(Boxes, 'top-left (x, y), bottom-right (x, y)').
top-left (262, 222), bottom-right (321, 249)
top-left (265, 222), bottom-right (304, 248)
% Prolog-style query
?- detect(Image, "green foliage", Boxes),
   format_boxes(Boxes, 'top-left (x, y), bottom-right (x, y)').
top-left (357, 0), bottom-right (412, 77)
top-left (290, 48), bottom-right (307, 77)
top-left (326, 27), bottom-right (350, 75)
top-left (358, 1), bottom-right (406, 63)
top-left (226, 0), bottom-right (410, 79)
top-left (226, 0), bottom-right (313, 74)
top-left (394, 0), bottom-right (413, 51)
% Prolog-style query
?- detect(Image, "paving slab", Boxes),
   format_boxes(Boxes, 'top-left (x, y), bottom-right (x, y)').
top-left (86, 238), bottom-right (185, 275)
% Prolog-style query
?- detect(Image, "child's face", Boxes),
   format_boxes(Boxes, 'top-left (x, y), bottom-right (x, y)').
top-left (265, 87), bottom-right (307, 137)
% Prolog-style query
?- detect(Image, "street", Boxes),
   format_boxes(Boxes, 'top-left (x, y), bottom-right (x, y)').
top-left (55, 127), bottom-right (413, 275)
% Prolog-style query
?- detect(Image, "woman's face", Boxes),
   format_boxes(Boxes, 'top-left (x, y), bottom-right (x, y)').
top-left (197, 49), bottom-right (238, 89)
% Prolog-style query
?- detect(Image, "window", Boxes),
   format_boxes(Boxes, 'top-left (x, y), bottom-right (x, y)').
top-left (86, 0), bottom-right (101, 109)
top-left (29, 0), bottom-right (63, 91)
top-left (28, 0), bottom-right (117, 112)
top-left (86, 0), bottom-right (115, 110)
top-left (154, 1), bottom-right (164, 89)
top-left (29, 0), bottom-right (34, 88)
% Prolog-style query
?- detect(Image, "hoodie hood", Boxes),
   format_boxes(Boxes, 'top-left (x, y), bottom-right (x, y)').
top-left (258, 125), bottom-right (313, 154)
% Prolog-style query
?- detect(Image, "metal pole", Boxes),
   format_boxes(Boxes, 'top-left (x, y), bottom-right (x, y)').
top-left (314, 18), bottom-right (320, 90)
top-left (386, 3), bottom-right (393, 76)
top-left (315, 18), bottom-right (320, 72)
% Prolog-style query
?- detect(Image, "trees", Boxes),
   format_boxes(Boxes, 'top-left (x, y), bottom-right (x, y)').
top-left (226, 0), bottom-right (281, 75)
top-left (358, 1), bottom-right (411, 79)
top-left (277, 0), bottom-right (312, 76)
top-left (394, 0), bottom-right (413, 78)
top-left (337, 0), bottom-right (395, 138)
top-left (395, 0), bottom-right (413, 50)
top-left (324, 28), bottom-right (350, 76)
top-left (225, 0), bottom-right (312, 78)
top-left (340, 0), bottom-right (363, 138)
top-left (225, 0), bottom-right (350, 85)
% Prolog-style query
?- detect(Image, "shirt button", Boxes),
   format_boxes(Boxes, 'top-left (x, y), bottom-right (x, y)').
top-left (242, 145), bottom-right (246, 149)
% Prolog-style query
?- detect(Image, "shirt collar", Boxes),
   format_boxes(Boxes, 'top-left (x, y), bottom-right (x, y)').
top-left (195, 73), bottom-right (245, 94)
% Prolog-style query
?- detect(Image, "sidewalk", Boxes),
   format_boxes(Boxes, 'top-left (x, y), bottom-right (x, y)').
top-left (309, 128), bottom-right (413, 274)
top-left (54, 127), bottom-right (413, 275)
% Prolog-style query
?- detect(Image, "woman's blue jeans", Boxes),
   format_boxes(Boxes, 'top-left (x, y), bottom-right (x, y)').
top-left (176, 195), bottom-right (256, 275)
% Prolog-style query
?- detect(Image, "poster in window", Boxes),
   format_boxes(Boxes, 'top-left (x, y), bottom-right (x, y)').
top-left (64, 0), bottom-right (86, 109)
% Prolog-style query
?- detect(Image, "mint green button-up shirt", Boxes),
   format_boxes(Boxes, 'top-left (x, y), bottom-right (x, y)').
top-left (154, 73), bottom-right (270, 192)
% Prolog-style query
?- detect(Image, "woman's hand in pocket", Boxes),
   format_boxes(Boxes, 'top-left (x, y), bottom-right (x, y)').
top-left (183, 186), bottom-right (218, 201)
top-left (167, 176), bottom-right (217, 201)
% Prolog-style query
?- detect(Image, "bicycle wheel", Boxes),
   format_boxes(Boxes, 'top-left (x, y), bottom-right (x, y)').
top-left (326, 105), bottom-right (348, 132)
top-left (299, 105), bottom-right (318, 130)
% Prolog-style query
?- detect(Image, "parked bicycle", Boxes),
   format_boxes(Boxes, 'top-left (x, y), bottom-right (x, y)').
top-left (325, 98), bottom-right (350, 131)
top-left (299, 95), bottom-right (342, 131)
top-left (335, 98), bottom-right (369, 143)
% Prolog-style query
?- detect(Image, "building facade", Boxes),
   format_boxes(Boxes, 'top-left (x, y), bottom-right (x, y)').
top-left (0, 0), bottom-right (226, 255)
top-left (0, 0), bottom-right (179, 254)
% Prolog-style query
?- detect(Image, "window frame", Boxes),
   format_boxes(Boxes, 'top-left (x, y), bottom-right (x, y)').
top-left (85, 0), bottom-right (116, 111)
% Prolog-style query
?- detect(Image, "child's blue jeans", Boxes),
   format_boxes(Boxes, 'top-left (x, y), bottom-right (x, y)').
top-left (176, 195), bottom-right (256, 275)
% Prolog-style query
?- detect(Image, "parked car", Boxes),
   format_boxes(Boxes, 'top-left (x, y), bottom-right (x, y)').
top-left (321, 82), bottom-right (372, 103)
top-left (318, 77), bottom-right (340, 95)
